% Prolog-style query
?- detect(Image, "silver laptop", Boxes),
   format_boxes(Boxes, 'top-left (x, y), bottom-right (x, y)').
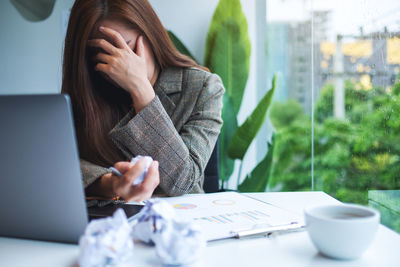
top-left (0, 94), bottom-right (88, 243)
top-left (0, 94), bottom-right (144, 243)
top-left (0, 96), bottom-right (144, 245)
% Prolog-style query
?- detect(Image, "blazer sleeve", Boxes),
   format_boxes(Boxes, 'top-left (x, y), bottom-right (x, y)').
top-left (80, 159), bottom-right (110, 188)
top-left (109, 73), bottom-right (224, 196)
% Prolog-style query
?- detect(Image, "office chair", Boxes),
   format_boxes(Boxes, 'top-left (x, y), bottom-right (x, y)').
top-left (203, 139), bottom-right (220, 193)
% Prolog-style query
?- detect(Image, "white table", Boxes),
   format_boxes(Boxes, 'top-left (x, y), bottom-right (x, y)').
top-left (1, 192), bottom-right (399, 267)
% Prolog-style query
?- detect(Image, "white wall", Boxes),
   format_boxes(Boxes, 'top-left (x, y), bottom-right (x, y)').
top-left (0, 0), bottom-right (74, 95)
top-left (149, 0), bottom-right (218, 65)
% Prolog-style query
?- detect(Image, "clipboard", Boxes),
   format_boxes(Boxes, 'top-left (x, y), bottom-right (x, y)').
top-left (161, 192), bottom-right (304, 241)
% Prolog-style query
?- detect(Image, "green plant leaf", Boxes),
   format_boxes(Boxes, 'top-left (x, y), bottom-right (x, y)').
top-left (204, 0), bottom-right (251, 115)
top-left (204, 0), bottom-right (251, 184)
top-left (238, 135), bottom-right (275, 192)
top-left (219, 94), bottom-right (238, 182)
top-left (167, 31), bottom-right (197, 62)
top-left (228, 75), bottom-right (277, 160)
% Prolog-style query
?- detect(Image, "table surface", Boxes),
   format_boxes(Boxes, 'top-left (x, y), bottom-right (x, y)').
top-left (1, 191), bottom-right (399, 267)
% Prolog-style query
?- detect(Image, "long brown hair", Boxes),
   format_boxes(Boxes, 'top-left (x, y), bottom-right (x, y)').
top-left (62, 0), bottom-right (203, 167)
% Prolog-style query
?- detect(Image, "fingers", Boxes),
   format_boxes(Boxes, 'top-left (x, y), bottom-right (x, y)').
top-left (124, 161), bottom-right (160, 202)
top-left (99, 26), bottom-right (129, 49)
top-left (94, 62), bottom-right (109, 73)
top-left (112, 159), bottom-right (159, 202)
top-left (93, 52), bottom-right (113, 64)
top-left (140, 161), bottom-right (159, 191)
top-left (87, 38), bottom-right (117, 55)
top-left (135, 36), bottom-right (145, 58)
top-left (113, 161), bottom-right (132, 174)
top-left (121, 158), bottom-right (148, 185)
top-left (143, 160), bottom-right (160, 190)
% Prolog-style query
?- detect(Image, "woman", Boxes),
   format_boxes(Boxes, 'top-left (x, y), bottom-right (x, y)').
top-left (62, 0), bottom-right (224, 201)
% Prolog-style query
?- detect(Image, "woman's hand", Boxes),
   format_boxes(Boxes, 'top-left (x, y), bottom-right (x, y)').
top-left (87, 26), bottom-right (155, 112)
top-left (107, 158), bottom-right (160, 202)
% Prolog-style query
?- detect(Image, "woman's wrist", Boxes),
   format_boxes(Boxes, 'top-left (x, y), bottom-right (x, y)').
top-left (85, 172), bottom-right (114, 199)
top-left (129, 79), bottom-right (155, 113)
top-left (100, 173), bottom-right (118, 199)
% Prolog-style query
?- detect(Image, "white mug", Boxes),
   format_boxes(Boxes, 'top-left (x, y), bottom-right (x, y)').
top-left (304, 203), bottom-right (380, 260)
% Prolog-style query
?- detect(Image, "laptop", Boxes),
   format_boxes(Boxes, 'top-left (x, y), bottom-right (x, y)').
top-left (0, 94), bottom-right (142, 244)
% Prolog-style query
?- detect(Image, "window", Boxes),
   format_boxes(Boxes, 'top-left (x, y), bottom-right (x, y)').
top-left (267, 0), bottom-right (400, 233)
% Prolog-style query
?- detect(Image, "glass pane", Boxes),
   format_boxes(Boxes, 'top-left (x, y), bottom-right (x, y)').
top-left (312, 0), bottom-right (400, 233)
top-left (266, 0), bottom-right (312, 192)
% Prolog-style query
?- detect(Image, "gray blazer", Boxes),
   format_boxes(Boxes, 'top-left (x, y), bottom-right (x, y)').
top-left (80, 66), bottom-right (224, 196)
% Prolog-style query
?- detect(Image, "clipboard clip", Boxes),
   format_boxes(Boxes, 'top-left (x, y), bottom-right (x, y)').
top-left (231, 222), bottom-right (305, 239)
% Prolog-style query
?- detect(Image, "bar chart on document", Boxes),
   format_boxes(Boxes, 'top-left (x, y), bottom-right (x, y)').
top-left (163, 192), bottom-right (302, 241)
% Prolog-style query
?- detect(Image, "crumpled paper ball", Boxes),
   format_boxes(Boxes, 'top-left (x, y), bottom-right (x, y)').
top-left (153, 219), bottom-right (206, 265)
top-left (131, 199), bottom-right (176, 243)
top-left (130, 155), bottom-right (153, 185)
top-left (78, 209), bottom-right (134, 267)
top-left (131, 199), bottom-right (206, 265)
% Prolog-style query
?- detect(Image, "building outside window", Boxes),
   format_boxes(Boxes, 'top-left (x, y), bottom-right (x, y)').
top-left (266, 0), bottom-right (400, 233)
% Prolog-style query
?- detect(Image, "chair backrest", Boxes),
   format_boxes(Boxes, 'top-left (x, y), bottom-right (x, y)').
top-left (203, 139), bottom-right (220, 193)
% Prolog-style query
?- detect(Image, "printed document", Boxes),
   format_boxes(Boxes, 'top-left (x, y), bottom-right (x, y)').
top-left (161, 192), bottom-right (302, 241)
